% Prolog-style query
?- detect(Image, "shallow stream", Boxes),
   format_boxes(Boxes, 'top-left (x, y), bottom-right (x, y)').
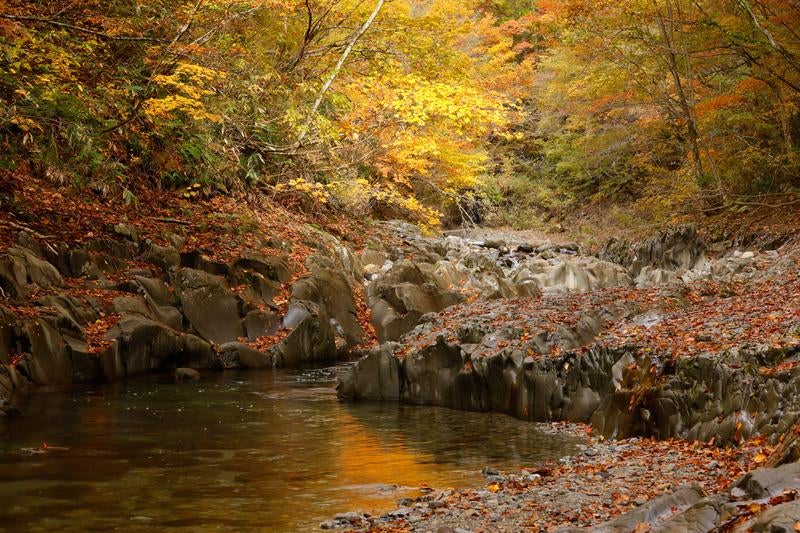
top-left (0, 366), bottom-right (579, 531)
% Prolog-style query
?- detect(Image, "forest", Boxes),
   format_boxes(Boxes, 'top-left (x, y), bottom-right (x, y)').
top-left (2, 0), bottom-right (798, 229)
top-left (1, 1), bottom-right (800, 532)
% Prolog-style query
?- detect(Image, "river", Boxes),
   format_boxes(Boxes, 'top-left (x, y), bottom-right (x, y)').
top-left (0, 365), bottom-right (579, 531)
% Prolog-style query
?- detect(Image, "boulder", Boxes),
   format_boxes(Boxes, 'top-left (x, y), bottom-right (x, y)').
top-left (177, 268), bottom-right (243, 344)
top-left (175, 367), bottom-right (200, 380)
top-left (234, 251), bottom-right (291, 283)
top-left (2, 247), bottom-right (64, 296)
top-left (292, 267), bottom-right (365, 346)
top-left (367, 260), bottom-right (463, 342)
top-left (272, 301), bottom-right (335, 366)
top-left (337, 344), bottom-right (401, 400)
top-left (103, 315), bottom-right (216, 378)
top-left (133, 276), bottom-right (184, 330)
top-left (219, 341), bottom-right (272, 368)
top-left (143, 242), bottom-right (180, 270)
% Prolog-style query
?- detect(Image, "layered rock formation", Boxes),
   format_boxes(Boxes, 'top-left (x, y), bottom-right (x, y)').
top-left (341, 224), bottom-right (800, 446)
top-left (0, 223), bottom-right (367, 414)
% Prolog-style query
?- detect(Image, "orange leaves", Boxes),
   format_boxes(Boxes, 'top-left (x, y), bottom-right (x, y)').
top-left (83, 313), bottom-right (121, 354)
top-left (695, 94), bottom-right (745, 118)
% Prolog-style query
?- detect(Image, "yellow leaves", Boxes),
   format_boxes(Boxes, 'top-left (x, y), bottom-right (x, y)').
top-left (145, 62), bottom-right (225, 123)
top-left (9, 115), bottom-right (43, 134)
top-left (753, 452), bottom-right (768, 465)
top-left (389, 75), bottom-right (509, 137)
top-left (275, 178), bottom-right (331, 204)
top-left (487, 483), bottom-right (501, 493)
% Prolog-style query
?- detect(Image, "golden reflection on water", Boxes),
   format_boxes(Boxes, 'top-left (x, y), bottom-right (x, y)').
top-left (0, 368), bottom-right (578, 532)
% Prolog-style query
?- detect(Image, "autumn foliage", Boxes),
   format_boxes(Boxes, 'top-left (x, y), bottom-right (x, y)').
top-left (0, 0), bottom-right (798, 227)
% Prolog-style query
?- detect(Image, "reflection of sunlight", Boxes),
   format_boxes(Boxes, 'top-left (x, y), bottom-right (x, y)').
top-left (335, 409), bottom-right (435, 494)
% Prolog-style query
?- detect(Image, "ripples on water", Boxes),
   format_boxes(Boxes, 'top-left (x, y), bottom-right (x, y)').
top-left (0, 366), bottom-right (579, 531)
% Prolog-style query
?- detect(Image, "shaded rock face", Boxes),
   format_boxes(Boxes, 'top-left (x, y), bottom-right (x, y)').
top-left (272, 301), bottom-right (336, 366)
top-left (601, 225), bottom-right (707, 275)
top-left (341, 339), bottom-right (800, 444)
top-left (103, 315), bottom-right (217, 379)
top-left (178, 268), bottom-right (243, 344)
top-left (292, 266), bottom-right (365, 347)
top-left (0, 227), bottom-right (366, 413)
top-left (337, 344), bottom-right (401, 401)
top-left (342, 224), bottom-right (800, 450)
top-left (367, 260), bottom-right (464, 343)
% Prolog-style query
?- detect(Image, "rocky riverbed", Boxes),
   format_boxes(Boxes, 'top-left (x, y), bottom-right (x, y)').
top-left (3, 209), bottom-right (800, 531)
top-left (332, 223), bottom-right (800, 531)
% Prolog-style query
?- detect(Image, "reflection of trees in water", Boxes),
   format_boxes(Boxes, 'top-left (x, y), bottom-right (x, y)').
top-left (0, 368), bottom-right (581, 531)
top-left (341, 401), bottom-right (579, 468)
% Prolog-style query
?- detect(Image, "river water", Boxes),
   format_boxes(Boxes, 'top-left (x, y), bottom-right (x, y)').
top-left (0, 366), bottom-right (579, 532)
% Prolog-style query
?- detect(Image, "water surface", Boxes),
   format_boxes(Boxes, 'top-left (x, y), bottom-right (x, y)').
top-left (0, 366), bottom-right (579, 531)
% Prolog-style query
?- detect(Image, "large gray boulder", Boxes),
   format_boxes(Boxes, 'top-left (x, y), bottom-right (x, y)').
top-left (337, 344), bottom-right (401, 401)
top-left (177, 268), bottom-right (243, 344)
top-left (0, 246), bottom-right (64, 297)
top-left (367, 260), bottom-right (463, 342)
top-left (292, 266), bottom-right (365, 347)
top-left (218, 341), bottom-right (272, 368)
top-left (103, 315), bottom-right (216, 378)
top-left (272, 301), bottom-right (335, 366)
top-left (134, 276), bottom-right (184, 330)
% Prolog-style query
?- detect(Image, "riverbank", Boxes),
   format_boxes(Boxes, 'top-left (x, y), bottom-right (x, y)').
top-left (0, 173), bottom-right (404, 414)
top-left (333, 217), bottom-right (800, 531)
top-left (326, 431), bottom-right (771, 531)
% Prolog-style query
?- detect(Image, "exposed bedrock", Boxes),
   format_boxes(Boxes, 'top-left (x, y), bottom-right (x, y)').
top-left (0, 224), bottom-right (368, 412)
top-left (340, 338), bottom-right (800, 446)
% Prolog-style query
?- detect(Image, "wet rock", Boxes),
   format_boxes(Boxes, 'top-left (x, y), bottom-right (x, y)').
top-left (337, 344), bottom-right (401, 400)
top-left (104, 315), bottom-right (216, 378)
top-left (272, 301), bottom-right (335, 366)
top-left (174, 367), bottom-right (200, 380)
top-left (292, 266), bottom-right (365, 346)
top-left (0, 398), bottom-right (21, 417)
top-left (219, 341), bottom-right (272, 369)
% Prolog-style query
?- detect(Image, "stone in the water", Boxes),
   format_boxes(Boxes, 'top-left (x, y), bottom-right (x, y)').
top-left (175, 367), bottom-right (200, 380)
